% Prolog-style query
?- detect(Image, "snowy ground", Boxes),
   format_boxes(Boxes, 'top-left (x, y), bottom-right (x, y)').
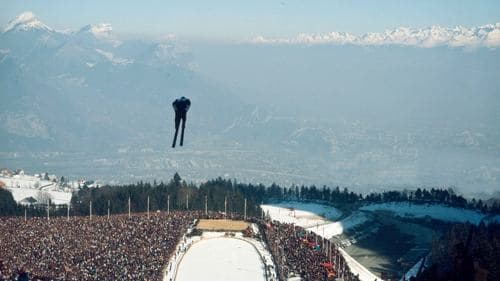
top-left (2, 175), bottom-right (50, 189)
top-left (360, 202), bottom-right (485, 224)
top-left (261, 202), bottom-right (380, 281)
top-left (165, 229), bottom-right (276, 281)
top-left (7, 187), bottom-right (72, 205)
top-left (261, 202), bottom-right (369, 237)
top-left (1, 174), bottom-right (73, 205)
top-left (261, 201), bottom-right (342, 228)
top-left (308, 211), bottom-right (369, 237)
top-left (399, 255), bottom-right (430, 281)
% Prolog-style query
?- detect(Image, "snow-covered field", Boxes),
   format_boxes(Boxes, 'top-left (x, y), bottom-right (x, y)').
top-left (7, 187), bottom-right (72, 205)
top-left (261, 201), bottom-right (342, 228)
top-left (360, 202), bottom-right (485, 224)
top-left (1, 175), bottom-right (56, 189)
top-left (1, 174), bottom-right (74, 205)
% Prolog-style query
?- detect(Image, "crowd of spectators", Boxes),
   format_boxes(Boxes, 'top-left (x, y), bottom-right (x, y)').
top-left (1, 211), bottom-right (364, 281)
top-left (0, 212), bottom-right (197, 281)
top-left (260, 220), bottom-right (360, 281)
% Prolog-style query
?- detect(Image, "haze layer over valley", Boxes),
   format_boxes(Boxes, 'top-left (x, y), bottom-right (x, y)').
top-left (1, 12), bottom-right (499, 196)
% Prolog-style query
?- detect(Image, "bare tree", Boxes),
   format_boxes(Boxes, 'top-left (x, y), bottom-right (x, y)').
top-left (36, 190), bottom-right (52, 205)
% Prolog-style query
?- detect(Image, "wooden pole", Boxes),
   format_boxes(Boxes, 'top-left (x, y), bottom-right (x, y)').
top-left (107, 200), bottom-right (110, 220)
top-left (167, 194), bottom-right (170, 214)
top-left (24, 208), bottom-right (27, 221)
top-left (147, 196), bottom-right (150, 219)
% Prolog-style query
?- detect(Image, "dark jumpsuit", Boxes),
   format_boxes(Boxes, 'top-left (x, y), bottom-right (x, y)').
top-left (172, 97), bottom-right (191, 147)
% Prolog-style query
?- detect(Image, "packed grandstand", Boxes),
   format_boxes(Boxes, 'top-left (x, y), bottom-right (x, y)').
top-left (0, 211), bottom-right (360, 281)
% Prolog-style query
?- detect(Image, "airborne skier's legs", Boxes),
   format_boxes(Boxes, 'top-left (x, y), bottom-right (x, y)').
top-left (180, 114), bottom-right (186, 146)
top-left (172, 113), bottom-right (182, 148)
top-left (171, 96), bottom-right (191, 148)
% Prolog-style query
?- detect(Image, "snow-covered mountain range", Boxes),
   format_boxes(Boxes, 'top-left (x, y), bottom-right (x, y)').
top-left (250, 23), bottom-right (500, 48)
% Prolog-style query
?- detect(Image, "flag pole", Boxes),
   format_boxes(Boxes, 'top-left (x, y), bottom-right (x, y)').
top-left (224, 196), bottom-right (227, 219)
top-left (244, 198), bottom-right (247, 221)
top-left (128, 197), bottom-right (131, 219)
top-left (204, 195), bottom-right (208, 216)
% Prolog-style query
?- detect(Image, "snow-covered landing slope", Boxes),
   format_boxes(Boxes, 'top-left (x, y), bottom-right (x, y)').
top-left (165, 228), bottom-right (277, 281)
top-left (360, 202), bottom-right (485, 224)
top-left (175, 237), bottom-right (266, 281)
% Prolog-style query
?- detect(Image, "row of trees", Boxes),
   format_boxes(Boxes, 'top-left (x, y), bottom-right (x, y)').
top-left (70, 173), bottom-right (266, 217)
top-left (1, 173), bottom-right (499, 216)
top-left (273, 185), bottom-right (497, 214)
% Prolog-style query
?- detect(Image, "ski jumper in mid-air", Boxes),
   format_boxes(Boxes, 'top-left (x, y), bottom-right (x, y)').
top-left (172, 96), bottom-right (191, 148)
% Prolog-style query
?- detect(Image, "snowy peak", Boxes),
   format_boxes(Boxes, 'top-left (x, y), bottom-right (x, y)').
top-left (78, 23), bottom-right (113, 39)
top-left (250, 22), bottom-right (500, 48)
top-left (3, 11), bottom-right (53, 33)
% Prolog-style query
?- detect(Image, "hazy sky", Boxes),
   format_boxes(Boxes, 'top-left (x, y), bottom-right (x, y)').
top-left (1, 0), bottom-right (500, 40)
